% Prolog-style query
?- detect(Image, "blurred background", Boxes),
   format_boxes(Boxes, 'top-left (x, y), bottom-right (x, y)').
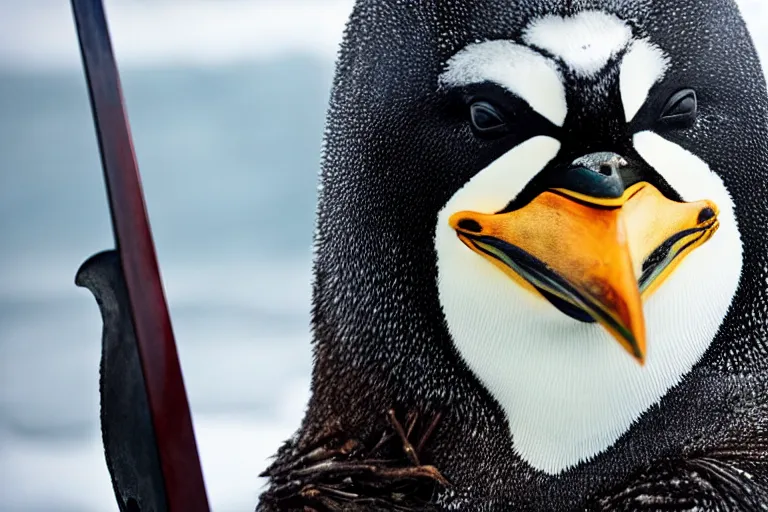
top-left (0, 0), bottom-right (766, 511)
top-left (0, 1), bottom-right (350, 510)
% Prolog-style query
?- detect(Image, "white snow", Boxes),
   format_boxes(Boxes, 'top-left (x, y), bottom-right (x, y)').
top-left (0, 0), bottom-right (356, 71)
top-left (0, 410), bottom-right (309, 512)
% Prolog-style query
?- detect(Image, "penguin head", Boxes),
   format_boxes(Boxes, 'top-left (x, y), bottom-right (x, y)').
top-left (316, 0), bottom-right (767, 478)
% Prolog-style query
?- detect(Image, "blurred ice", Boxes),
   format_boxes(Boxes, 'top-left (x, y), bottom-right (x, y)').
top-left (0, 33), bottom-right (334, 512)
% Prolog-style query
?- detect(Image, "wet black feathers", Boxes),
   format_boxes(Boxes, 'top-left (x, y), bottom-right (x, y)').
top-left (258, 0), bottom-right (768, 510)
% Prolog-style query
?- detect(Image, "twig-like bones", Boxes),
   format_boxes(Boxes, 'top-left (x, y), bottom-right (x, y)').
top-left (259, 408), bottom-right (448, 511)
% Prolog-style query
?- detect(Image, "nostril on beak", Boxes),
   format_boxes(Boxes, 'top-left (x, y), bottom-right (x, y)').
top-left (457, 219), bottom-right (483, 233)
top-left (698, 207), bottom-right (716, 224)
top-left (572, 152), bottom-right (625, 177)
top-left (559, 152), bottom-right (628, 200)
top-left (599, 164), bottom-right (614, 176)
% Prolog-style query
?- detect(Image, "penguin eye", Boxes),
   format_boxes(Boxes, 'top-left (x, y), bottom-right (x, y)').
top-left (658, 89), bottom-right (697, 129)
top-left (469, 101), bottom-right (508, 136)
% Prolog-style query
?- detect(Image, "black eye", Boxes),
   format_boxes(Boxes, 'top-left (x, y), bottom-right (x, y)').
top-left (469, 101), bottom-right (508, 136)
top-left (658, 89), bottom-right (697, 129)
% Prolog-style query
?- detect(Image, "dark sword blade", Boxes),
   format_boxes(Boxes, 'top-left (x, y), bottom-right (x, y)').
top-left (70, 1), bottom-right (211, 510)
top-left (77, 250), bottom-right (169, 512)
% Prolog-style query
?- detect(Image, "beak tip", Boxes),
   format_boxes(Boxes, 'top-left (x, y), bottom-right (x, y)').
top-left (616, 331), bottom-right (646, 367)
top-left (630, 341), bottom-right (646, 366)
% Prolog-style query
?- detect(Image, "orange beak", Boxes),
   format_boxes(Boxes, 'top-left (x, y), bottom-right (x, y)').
top-left (449, 182), bottom-right (719, 365)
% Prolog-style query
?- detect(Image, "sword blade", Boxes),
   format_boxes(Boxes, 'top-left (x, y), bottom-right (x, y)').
top-left (70, 1), bottom-right (211, 510)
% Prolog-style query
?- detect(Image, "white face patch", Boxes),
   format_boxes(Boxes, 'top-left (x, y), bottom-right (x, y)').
top-left (435, 19), bottom-right (743, 475)
top-left (523, 10), bottom-right (632, 78)
top-left (435, 136), bottom-right (743, 474)
top-left (620, 40), bottom-right (671, 122)
top-left (439, 41), bottom-right (567, 126)
top-left (436, 135), bottom-right (561, 214)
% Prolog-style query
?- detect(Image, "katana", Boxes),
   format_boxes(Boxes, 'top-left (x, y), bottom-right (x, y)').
top-left (69, 1), bottom-right (211, 510)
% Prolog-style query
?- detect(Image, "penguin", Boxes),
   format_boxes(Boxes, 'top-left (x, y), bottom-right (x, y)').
top-left (258, 0), bottom-right (768, 510)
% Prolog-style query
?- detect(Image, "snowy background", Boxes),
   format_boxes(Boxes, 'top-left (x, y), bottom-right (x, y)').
top-left (0, 1), bottom-right (766, 511)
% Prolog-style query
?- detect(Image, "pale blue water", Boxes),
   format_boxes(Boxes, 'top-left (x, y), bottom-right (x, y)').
top-left (0, 57), bottom-right (333, 511)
